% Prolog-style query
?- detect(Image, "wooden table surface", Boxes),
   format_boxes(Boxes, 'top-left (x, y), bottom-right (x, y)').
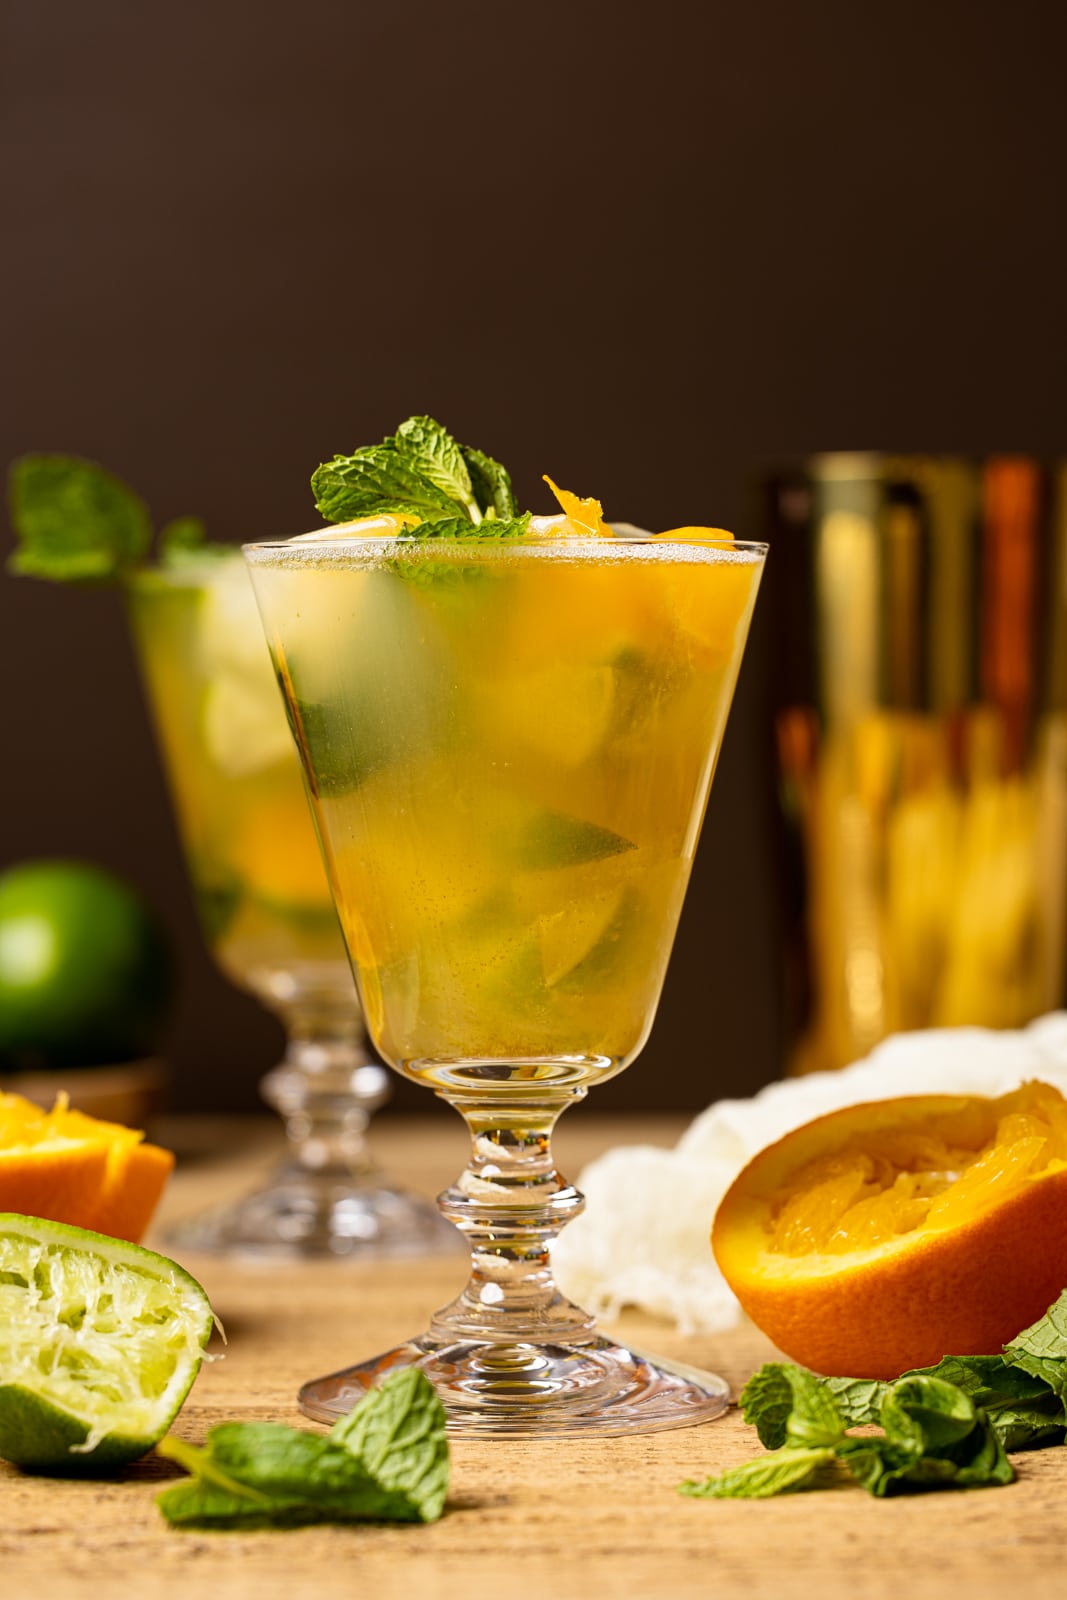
top-left (4, 1112), bottom-right (1066, 1599)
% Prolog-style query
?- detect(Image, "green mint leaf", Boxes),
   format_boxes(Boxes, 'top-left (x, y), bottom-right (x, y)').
top-left (740, 1364), bottom-right (846, 1450)
top-left (880, 1376), bottom-right (979, 1456)
top-left (156, 1372), bottom-right (449, 1529)
top-left (1003, 1289), bottom-right (1067, 1410)
top-left (517, 811), bottom-right (636, 870)
top-left (835, 1376), bottom-right (1014, 1496)
top-left (393, 416), bottom-right (476, 517)
top-left (398, 513), bottom-right (530, 541)
top-left (8, 454), bottom-right (151, 582)
top-left (902, 1354), bottom-right (1064, 1451)
top-left (311, 444), bottom-right (459, 525)
top-left (461, 444), bottom-right (519, 519)
top-left (158, 516), bottom-right (208, 557)
top-left (739, 1365), bottom-right (801, 1449)
top-left (680, 1447), bottom-right (837, 1500)
top-left (329, 1368), bottom-right (449, 1524)
top-left (822, 1374), bottom-right (887, 1427)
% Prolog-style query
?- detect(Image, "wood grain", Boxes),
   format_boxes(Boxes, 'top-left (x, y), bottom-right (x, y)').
top-left (4, 1114), bottom-right (1065, 1599)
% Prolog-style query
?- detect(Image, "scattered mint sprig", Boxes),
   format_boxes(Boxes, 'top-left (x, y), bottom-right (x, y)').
top-left (157, 1368), bottom-right (449, 1528)
top-left (7, 455), bottom-right (220, 583)
top-left (681, 1289), bottom-right (1067, 1501)
top-left (310, 415), bottom-right (524, 537)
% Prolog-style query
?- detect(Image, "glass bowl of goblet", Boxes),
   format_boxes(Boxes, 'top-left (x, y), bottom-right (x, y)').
top-left (245, 525), bottom-right (765, 1430)
top-left (126, 550), bottom-right (459, 1258)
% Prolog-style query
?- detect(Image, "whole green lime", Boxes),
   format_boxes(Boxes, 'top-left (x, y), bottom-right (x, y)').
top-left (0, 860), bottom-right (173, 1071)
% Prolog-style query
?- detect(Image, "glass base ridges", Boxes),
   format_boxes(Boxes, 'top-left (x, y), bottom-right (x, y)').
top-left (164, 1167), bottom-right (463, 1261)
top-left (298, 1335), bottom-right (730, 1436)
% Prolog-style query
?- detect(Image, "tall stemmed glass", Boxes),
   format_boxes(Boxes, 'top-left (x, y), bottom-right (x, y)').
top-left (246, 527), bottom-right (765, 1431)
top-left (126, 552), bottom-right (457, 1257)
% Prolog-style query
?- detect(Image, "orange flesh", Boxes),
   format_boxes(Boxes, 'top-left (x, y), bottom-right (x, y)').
top-left (766, 1082), bottom-right (1067, 1256)
top-left (0, 1091), bottom-right (174, 1242)
top-left (542, 475), bottom-right (610, 536)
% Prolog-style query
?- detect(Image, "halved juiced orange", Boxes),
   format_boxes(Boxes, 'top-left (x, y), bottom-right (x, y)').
top-left (0, 1091), bottom-right (174, 1243)
top-left (712, 1081), bottom-right (1067, 1378)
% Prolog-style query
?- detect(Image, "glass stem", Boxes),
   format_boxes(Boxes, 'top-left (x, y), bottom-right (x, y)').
top-left (259, 1001), bottom-right (389, 1179)
top-left (429, 1091), bottom-right (595, 1346)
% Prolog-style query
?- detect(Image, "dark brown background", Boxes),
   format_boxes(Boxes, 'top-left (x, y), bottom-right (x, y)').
top-left (2, 0), bottom-right (1066, 1114)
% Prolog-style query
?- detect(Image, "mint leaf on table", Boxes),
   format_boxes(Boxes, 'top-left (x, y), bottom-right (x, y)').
top-left (8, 454), bottom-right (152, 581)
top-left (680, 1447), bottom-right (837, 1500)
top-left (688, 1364), bottom-right (1015, 1502)
top-left (330, 1366), bottom-right (450, 1522)
top-left (311, 443), bottom-right (460, 525)
top-left (821, 1374), bottom-right (887, 1428)
top-left (740, 1362), bottom-right (845, 1450)
top-left (1003, 1288), bottom-right (1067, 1411)
top-left (461, 444), bottom-right (519, 520)
top-left (840, 1377), bottom-right (1013, 1496)
top-left (900, 1355), bottom-right (1065, 1452)
top-left (157, 1369), bottom-right (448, 1529)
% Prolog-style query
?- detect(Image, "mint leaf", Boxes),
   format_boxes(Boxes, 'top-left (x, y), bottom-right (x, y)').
top-left (311, 444), bottom-right (459, 525)
top-left (398, 513), bottom-right (530, 541)
top-left (8, 454), bottom-right (151, 582)
top-left (837, 1376), bottom-right (1014, 1496)
top-left (329, 1368), bottom-right (449, 1524)
top-left (740, 1363), bottom-right (845, 1449)
top-left (461, 444), bottom-right (519, 519)
top-left (680, 1447), bottom-right (837, 1499)
top-left (157, 1370), bottom-right (449, 1529)
top-left (1003, 1288), bottom-right (1067, 1410)
top-left (159, 516), bottom-right (208, 557)
top-left (902, 1355), bottom-right (1064, 1451)
top-left (518, 811), bottom-right (636, 870)
top-left (393, 416), bottom-right (476, 517)
top-left (739, 1364), bottom-right (797, 1449)
top-left (310, 419), bottom-right (524, 537)
top-left (822, 1374), bottom-right (887, 1427)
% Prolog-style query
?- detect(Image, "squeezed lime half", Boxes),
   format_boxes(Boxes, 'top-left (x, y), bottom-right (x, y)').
top-left (0, 1213), bottom-right (215, 1472)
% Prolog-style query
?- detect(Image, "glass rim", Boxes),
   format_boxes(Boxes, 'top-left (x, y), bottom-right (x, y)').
top-left (242, 528), bottom-right (769, 558)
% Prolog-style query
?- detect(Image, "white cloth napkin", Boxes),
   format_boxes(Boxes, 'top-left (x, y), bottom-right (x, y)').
top-left (551, 1013), bottom-right (1067, 1335)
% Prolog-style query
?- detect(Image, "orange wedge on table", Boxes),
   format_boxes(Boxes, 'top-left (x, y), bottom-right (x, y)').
top-left (0, 1091), bottom-right (173, 1243)
top-left (712, 1080), bottom-right (1067, 1379)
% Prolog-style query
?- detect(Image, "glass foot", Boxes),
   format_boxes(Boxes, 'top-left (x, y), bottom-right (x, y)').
top-left (298, 1336), bottom-right (730, 1436)
top-left (164, 1168), bottom-right (463, 1260)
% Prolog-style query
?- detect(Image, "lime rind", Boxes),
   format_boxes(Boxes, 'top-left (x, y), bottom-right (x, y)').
top-left (0, 1213), bottom-right (215, 1472)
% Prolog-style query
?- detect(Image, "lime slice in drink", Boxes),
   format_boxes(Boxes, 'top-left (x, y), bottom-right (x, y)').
top-left (0, 1213), bottom-right (215, 1472)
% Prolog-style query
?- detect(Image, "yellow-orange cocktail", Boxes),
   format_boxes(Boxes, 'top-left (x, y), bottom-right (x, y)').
top-left (126, 554), bottom-right (341, 987)
top-left (249, 535), bottom-right (762, 1091)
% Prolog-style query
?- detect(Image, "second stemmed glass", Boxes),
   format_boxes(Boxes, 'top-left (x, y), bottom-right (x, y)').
top-left (126, 551), bottom-right (459, 1258)
top-left (246, 525), bottom-right (766, 1432)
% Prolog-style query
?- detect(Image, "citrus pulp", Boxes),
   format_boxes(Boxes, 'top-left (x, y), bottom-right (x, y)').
top-left (712, 1081), bottom-right (1067, 1378)
top-left (0, 1213), bottom-right (214, 1471)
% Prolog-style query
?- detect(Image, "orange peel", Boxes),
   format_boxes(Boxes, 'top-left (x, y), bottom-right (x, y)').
top-left (712, 1081), bottom-right (1067, 1378)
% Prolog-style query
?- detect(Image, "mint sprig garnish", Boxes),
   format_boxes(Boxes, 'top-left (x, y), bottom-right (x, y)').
top-left (7, 455), bottom-right (219, 582)
top-left (681, 1289), bottom-right (1067, 1502)
top-left (311, 415), bottom-right (522, 535)
top-left (8, 455), bottom-right (152, 582)
top-left (157, 1368), bottom-right (449, 1528)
